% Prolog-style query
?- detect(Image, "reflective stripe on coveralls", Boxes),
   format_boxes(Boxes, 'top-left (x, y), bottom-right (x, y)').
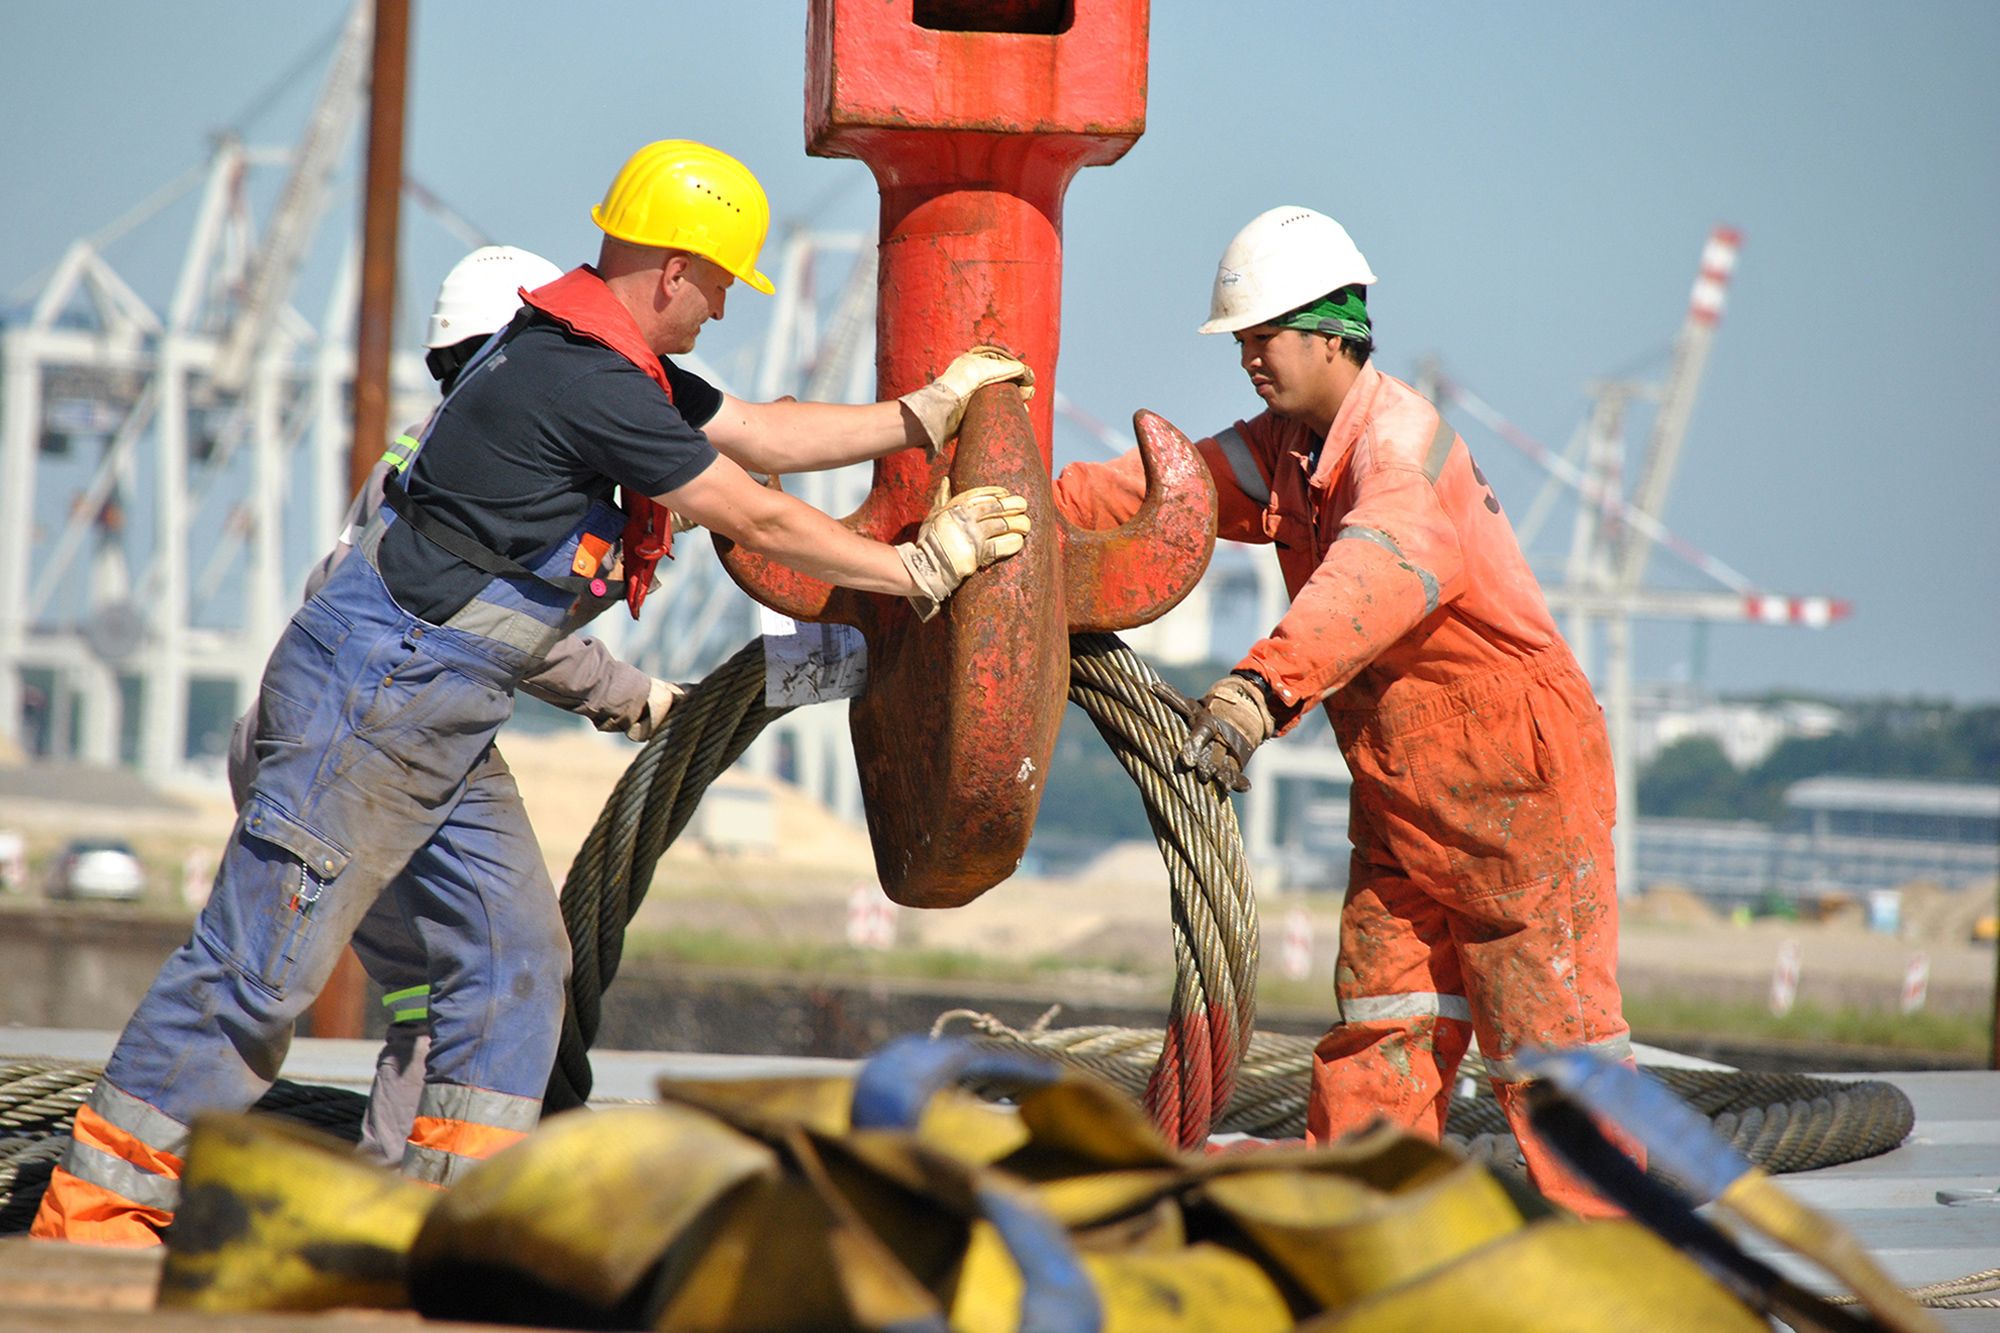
top-left (382, 984), bottom-right (430, 1023)
top-left (1338, 992), bottom-right (1472, 1024)
top-left (402, 1083), bottom-right (542, 1187)
top-left (382, 433), bottom-right (422, 473)
top-left (1213, 425), bottom-right (1271, 506)
top-left (29, 1083), bottom-right (188, 1243)
top-left (1480, 1034), bottom-right (1634, 1084)
top-left (1335, 524), bottom-right (1441, 616)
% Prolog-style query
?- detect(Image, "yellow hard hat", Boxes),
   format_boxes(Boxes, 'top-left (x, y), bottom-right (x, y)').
top-left (592, 140), bottom-right (775, 295)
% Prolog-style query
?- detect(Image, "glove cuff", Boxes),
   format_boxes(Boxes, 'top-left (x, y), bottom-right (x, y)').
top-left (895, 542), bottom-right (950, 621)
top-left (897, 384), bottom-right (958, 457)
top-left (1208, 675), bottom-right (1276, 745)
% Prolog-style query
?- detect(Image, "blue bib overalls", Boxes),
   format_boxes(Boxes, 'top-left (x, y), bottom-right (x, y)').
top-left (36, 492), bottom-right (629, 1236)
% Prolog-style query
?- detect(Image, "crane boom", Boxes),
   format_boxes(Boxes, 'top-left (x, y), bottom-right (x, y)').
top-left (1616, 225), bottom-right (1741, 589)
top-left (206, 0), bottom-right (370, 397)
top-left (1541, 587), bottom-right (1852, 625)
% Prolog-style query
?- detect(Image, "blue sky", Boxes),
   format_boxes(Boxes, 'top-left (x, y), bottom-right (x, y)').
top-left (4, 2), bottom-right (1995, 705)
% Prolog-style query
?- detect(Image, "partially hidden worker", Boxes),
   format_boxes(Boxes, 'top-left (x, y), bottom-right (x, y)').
top-left (33, 139), bottom-right (1034, 1244)
top-left (1053, 205), bottom-right (1642, 1215)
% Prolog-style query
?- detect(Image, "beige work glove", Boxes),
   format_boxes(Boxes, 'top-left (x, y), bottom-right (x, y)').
top-left (612, 677), bottom-right (688, 743)
top-left (898, 345), bottom-right (1035, 457)
top-left (1152, 674), bottom-right (1275, 792)
top-left (895, 479), bottom-right (1032, 621)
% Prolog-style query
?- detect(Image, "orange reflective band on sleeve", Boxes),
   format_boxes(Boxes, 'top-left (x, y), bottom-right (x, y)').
top-left (28, 1167), bottom-right (173, 1247)
top-left (73, 1104), bottom-right (184, 1179)
top-left (408, 1115), bottom-right (529, 1162)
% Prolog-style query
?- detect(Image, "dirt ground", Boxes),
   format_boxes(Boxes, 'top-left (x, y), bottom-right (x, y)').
top-left (2, 731), bottom-right (1994, 1018)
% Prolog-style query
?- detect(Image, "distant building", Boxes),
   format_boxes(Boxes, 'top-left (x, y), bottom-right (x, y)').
top-left (1773, 777), bottom-right (2000, 899)
top-left (1633, 817), bottom-right (1776, 906)
top-left (1631, 685), bottom-right (1845, 769)
top-left (1634, 776), bottom-right (2000, 906)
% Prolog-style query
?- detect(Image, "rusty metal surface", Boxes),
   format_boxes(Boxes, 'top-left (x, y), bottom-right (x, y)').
top-left (724, 0), bottom-right (1214, 906)
top-left (1062, 411), bottom-right (1217, 633)
top-left (849, 387), bottom-right (1069, 906)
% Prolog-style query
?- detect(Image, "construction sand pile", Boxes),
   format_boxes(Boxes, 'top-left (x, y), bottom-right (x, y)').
top-left (1897, 880), bottom-right (1999, 943)
top-left (1624, 883), bottom-right (1720, 927)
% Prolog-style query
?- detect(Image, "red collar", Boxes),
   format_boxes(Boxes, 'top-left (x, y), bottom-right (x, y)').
top-left (518, 266), bottom-right (673, 400)
top-left (517, 265), bottom-right (677, 617)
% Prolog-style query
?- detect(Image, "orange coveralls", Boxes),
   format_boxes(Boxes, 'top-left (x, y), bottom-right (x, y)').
top-left (1054, 364), bottom-right (1638, 1214)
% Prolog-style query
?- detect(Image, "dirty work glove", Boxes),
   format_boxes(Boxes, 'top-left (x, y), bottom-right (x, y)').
top-left (898, 345), bottom-right (1035, 457)
top-left (612, 677), bottom-right (687, 743)
top-left (896, 479), bottom-right (1032, 621)
top-left (1151, 675), bottom-right (1275, 792)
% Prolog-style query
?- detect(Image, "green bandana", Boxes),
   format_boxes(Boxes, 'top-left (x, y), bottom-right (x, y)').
top-left (1274, 286), bottom-right (1371, 342)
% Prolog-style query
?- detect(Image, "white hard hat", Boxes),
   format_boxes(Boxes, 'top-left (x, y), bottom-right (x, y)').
top-left (424, 245), bottom-right (565, 349)
top-left (1198, 206), bottom-right (1377, 336)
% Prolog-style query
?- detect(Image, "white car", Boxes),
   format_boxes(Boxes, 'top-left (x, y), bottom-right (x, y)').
top-left (49, 839), bottom-right (147, 903)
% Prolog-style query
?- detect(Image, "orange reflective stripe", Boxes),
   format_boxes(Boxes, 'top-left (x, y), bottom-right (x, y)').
top-left (408, 1115), bottom-right (528, 1161)
top-left (73, 1104), bottom-right (184, 1179)
top-left (29, 1167), bottom-right (172, 1247)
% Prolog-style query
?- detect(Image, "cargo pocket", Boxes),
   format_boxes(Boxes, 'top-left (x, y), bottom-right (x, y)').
top-left (237, 795), bottom-right (353, 999)
top-left (1418, 698), bottom-right (1566, 898)
top-left (259, 596), bottom-right (352, 744)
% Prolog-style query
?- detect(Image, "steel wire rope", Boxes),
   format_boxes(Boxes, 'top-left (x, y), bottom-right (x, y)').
top-left (933, 1012), bottom-right (1921, 1174)
top-left (538, 630), bottom-right (1259, 1144)
top-left (544, 636), bottom-right (792, 1111)
top-left (1065, 632), bottom-right (1259, 1146)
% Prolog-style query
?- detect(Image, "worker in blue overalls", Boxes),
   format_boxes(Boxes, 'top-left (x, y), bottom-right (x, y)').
top-left (222, 242), bottom-right (696, 1174)
top-left (36, 139), bottom-right (1034, 1243)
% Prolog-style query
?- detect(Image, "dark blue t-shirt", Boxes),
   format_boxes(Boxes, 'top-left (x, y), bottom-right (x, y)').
top-left (377, 313), bottom-right (721, 622)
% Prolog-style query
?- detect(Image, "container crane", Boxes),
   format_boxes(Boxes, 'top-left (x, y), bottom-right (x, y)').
top-left (0, 0), bottom-right (427, 778)
top-left (1433, 227), bottom-right (1851, 894)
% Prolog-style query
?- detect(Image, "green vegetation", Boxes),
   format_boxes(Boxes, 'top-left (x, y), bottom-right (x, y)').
top-left (1624, 992), bottom-right (1989, 1059)
top-left (1639, 700), bottom-right (2000, 822)
top-left (620, 926), bottom-right (1153, 988)
top-left (621, 927), bottom-right (1991, 1061)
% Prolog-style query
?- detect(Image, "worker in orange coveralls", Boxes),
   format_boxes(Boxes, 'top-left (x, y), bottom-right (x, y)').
top-left (1052, 206), bottom-right (1641, 1215)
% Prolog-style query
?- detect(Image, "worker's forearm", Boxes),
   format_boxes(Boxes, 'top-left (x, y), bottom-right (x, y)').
top-left (716, 497), bottom-right (918, 596)
top-left (711, 398), bottom-right (924, 474)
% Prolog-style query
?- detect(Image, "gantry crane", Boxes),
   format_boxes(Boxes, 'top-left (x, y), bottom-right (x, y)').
top-left (1430, 228), bottom-right (1851, 894)
top-left (0, 0), bottom-right (432, 777)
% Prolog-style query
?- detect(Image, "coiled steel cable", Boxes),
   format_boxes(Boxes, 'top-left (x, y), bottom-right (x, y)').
top-left (0, 1061), bottom-right (365, 1234)
top-left (1066, 632), bottom-right (1258, 1148)
top-left (540, 631), bottom-right (1258, 1146)
top-left (543, 636), bottom-right (791, 1111)
top-left (934, 1010), bottom-right (1921, 1179)
top-left (1828, 1268), bottom-right (2000, 1312)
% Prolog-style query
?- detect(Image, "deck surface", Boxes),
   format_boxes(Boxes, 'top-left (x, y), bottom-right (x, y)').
top-left (4, 1029), bottom-right (1996, 1328)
